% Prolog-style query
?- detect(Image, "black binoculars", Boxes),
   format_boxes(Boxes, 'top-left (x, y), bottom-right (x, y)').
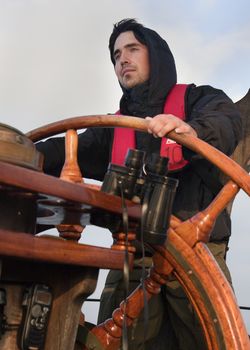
top-left (101, 149), bottom-right (179, 245)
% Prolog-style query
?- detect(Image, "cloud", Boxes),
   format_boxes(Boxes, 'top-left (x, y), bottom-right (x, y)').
top-left (156, 22), bottom-right (250, 99)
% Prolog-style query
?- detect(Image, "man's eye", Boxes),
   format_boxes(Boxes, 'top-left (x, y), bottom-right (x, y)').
top-left (114, 53), bottom-right (120, 61)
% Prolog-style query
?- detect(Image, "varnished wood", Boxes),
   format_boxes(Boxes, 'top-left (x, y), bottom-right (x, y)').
top-left (165, 232), bottom-right (250, 350)
top-left (57, 129), bottom-right (85, 241)
top-left (90, 249), bottom-right (173, 350)
top-left (59, 129), bottom-right (83, 184)
top-left (0, 123), bottom-right (43, 171)
top-left (89, 222), bottom-right (250, 350)
top-left (111, 232), bottom-right (137, 253)
top-left (0, 229), bottom-right (133, 270)
top-left (1, 110), bottom-right (250, 349)
top-left (26, 114), bottom-right (250, 196)
top-left (56, 223), bottom-right (84, 241)
top-left (194, 243), bottom-right (249, 348)
top-left (171, 180), bottom-right (240, 248)
top-left (86, 178), bottom-right (245, 349)
top-left (203, 180), bottom-right (239, 221)
top-left (0, 160), bottom-right (141, 220)
top-left (31, 114), bottom-right (247, 349)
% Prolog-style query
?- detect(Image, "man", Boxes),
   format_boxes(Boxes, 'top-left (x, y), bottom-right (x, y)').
top-left (37, 19), bottom-right (242, 349)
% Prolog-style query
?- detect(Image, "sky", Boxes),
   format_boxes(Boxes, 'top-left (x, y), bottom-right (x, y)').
top-left (0, 0), bottom-right (250, 336)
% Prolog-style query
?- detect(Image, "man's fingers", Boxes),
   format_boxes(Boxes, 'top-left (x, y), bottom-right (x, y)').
top-left (146, 114), bottom-right (197, 138)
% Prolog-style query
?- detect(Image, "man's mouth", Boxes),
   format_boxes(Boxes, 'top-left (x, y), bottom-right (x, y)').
top-left (121, 67), bottom-right (135, 77)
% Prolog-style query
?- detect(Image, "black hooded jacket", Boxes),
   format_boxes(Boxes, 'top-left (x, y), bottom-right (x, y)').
top-left (36, 26), bottom-right (242, 242)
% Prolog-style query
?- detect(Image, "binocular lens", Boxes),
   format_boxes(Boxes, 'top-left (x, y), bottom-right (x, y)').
top-left (125, 149), bottom-right (145, 169)
top-left (145, 153), bottom-right (169, 176)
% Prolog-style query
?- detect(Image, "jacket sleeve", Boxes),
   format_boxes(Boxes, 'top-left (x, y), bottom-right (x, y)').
top-left (36, 127), bottom-right (111, 180)
top-left (185, 84), bottom-right (242, 158)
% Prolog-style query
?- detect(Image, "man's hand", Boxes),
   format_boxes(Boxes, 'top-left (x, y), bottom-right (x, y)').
top-left (146, 114), bottom-right (197, 138)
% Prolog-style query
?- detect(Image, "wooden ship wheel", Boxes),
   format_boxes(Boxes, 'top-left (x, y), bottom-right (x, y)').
top-left (0, 92), bottom-right (250, 350)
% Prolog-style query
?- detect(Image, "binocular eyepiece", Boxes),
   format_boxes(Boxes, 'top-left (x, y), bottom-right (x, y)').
top-left (101, 149), bottom-right (178, 246)
top-left (101, 149), bottom-right (144, 200)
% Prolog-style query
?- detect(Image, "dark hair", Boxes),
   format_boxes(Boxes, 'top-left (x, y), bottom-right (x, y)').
top-left (109, 18), bottom-right (147, 65)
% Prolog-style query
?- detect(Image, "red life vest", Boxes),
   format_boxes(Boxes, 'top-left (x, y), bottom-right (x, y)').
top-left (111, 84), bottom-right (188, 171)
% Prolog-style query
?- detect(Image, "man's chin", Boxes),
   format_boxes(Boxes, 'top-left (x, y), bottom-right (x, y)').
top-left (121, 79), bottom-right (137, 89)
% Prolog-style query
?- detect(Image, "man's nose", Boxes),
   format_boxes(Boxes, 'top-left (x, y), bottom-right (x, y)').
top-left (120, 51), bottom-right (129, 65)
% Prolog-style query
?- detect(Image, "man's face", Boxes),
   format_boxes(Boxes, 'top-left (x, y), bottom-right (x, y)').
top-left (113, 31), bottom-right (150, 89)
